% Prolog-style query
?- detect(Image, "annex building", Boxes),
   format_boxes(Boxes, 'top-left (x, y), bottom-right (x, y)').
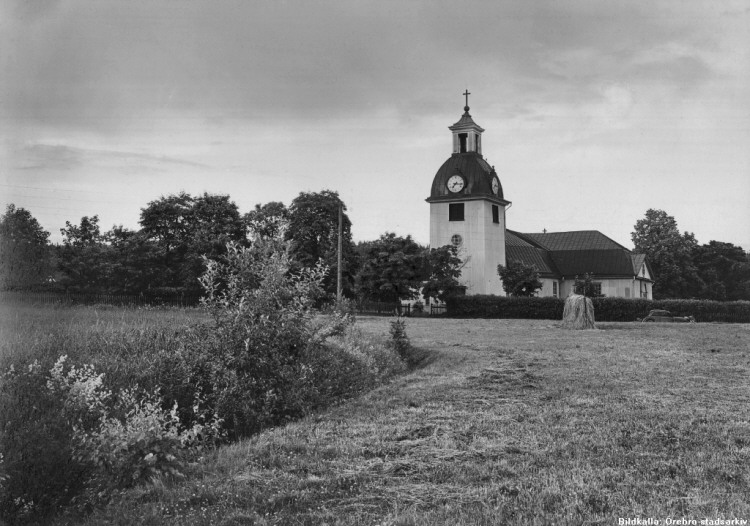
top-left (427, 94), bottom-right (654, 299)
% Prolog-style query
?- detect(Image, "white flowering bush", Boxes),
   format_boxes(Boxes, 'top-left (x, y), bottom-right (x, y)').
top-left (73, 387), bottom-right (222, 504)
top-left (47, 355), bottom-right (110, 428)
top-left (0, 355), bottom-right (223, 522)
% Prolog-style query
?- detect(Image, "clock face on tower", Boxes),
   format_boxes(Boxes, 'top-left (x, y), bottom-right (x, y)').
top-left (447, 174), bottom-right (465, 193)
top-left (491, 177), bottom-right (499, 195)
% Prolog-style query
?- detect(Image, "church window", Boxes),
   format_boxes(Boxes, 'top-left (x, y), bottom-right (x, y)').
top-left (459, 133), bottom-right (467, 153)
top-left (492, 205), bottom-right (499, 224)
top-left (552, 281), bottom-right (558, 297)
top-left (575, 282), bottom-right (602, 296)
top-left (451, 234), bottom-right (463, 246)
top-left (449, 203), bottom-right (464, 221)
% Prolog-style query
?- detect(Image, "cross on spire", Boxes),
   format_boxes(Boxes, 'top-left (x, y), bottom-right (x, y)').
top-left (463, 89), bottom-right (471, 109)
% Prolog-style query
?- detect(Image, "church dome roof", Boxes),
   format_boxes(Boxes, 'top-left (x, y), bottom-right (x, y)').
top-left (427, 152), bottom-right (505, 203)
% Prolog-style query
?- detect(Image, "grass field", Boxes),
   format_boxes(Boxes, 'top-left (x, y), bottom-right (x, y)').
top-left (59, 316), bottom-right (749, 525)
top-left (0, 301), bottom-right (208, 363)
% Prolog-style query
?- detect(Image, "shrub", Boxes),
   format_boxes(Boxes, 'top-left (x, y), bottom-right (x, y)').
top-left (389, 318), bottom-right (411, 361)
top-left (195, 234), bottom-right (329, 438)
top-left (446, 295), bottom-right (564, 319)
top-left (592, 298), bottom-right (750, 323)
top-left (0, 356), bottom-right (222, 523)
top-left (0, 359), bottom-right (87, 522)
top-left (445, 295), bottom-right (750, 323)
top-left (73, 387), bottom-right (222, 505)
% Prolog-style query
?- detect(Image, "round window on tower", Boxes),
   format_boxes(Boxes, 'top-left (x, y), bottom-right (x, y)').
top-left (451, 234), bottom-right (463, 246)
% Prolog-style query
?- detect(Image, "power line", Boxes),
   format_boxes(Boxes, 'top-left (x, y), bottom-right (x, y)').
top-left (0, 183), bottom-right (128, 197)
top-left (4, 192), bottom-right (128, 207)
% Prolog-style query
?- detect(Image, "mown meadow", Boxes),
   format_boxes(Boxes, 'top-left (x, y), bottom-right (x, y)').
top-left (31, 314), bottom-right (748, 525)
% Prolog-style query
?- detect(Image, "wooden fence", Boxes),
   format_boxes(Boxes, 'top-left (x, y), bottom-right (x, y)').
top-left (1, 291), bottom-right (202, 308)
top-left (355, 301), bottom-right (408, 316)
top-left (354, 301), bottom-right (448, 317)
top-left (3, 292), bottom-right (455, 317)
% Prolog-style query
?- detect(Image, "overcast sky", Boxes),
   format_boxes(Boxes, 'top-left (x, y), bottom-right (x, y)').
top-left (2, 0), bottom-right (749, 250)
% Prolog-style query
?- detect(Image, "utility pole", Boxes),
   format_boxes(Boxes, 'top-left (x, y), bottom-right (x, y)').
top-left (337, 202), bottom-right (343, 304)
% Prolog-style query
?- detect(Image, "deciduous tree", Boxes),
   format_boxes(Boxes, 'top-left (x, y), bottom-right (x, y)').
top-left (244, 201), bottom-right (288, 239)
top-left (102, 226), bottom-right (163, 294)
top-left (497, 259), bottom-right (543, 297)
top-left (355, 233), bottom-right (427, 304)
top-left (422, 244), bottom-right (464, 302)
top-left (140, 192), bottom-right (246, 292)
top-left (0, 204), bottom-right (51, 290)
top-left (286, 191), bottom-right (357, 297)
top-left (692, 241), bottom-right (750, 301)
top-left (631, 209), bottom-right (702, 299)
top-left (57, 215), bottom-right (107, 292)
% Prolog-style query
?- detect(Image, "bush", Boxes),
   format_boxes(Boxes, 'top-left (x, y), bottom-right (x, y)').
top-left (0, 356), bottom-right (220, 523)
top-left (73, 387), bottom-right (222, 505)
top-left (195, 235), bottom-right (328, 438)
top-left (592, 298), bottom-right (750, 323)
top-left (0, 359), bottom-right (87, 522)
top-left (445, 295), bottom-right (750, 323)
top-left (388, 318), bottom-right (411, 361)
top-left (446, 295), bottom-right (564, 319)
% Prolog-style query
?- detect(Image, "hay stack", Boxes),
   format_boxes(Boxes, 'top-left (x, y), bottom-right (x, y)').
top-left (562, 294), bottom-right (596, 330)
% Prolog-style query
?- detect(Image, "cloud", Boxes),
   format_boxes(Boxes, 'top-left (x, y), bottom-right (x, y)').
top-left (3, 0), bottom-right (723, 134)
top-left (13, 144), bottom-right (83, 171)
top-left (11, 143), bottom-right (208, 172)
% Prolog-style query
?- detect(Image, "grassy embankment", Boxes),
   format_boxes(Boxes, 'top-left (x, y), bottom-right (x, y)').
top-left (3, 303), bottom-right (749, 524)
top-left (59, 315), bottom-right (749, 525)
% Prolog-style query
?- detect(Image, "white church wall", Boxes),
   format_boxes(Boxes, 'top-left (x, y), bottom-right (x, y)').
top-left (463, 201), bottom-right (489, 295)
top-left (537, 279), bottom-right (558, 298)
top-left (430, 200), bottom-right (505, 295)
top-left (480, 201), bottom-right (505, 296)
top-left (600, 278), bottom-right (633, 298)
top-left (559, 279), bottom-right (575, 298)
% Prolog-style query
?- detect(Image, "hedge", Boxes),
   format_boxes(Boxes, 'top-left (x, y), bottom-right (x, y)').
top-left (446, 295), bottom-right (750, 323)
top-left (445, 295), bottom-right (565, 319)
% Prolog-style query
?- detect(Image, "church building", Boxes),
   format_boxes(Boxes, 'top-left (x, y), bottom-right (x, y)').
top-left (427, 94), bottom-right (653, 299)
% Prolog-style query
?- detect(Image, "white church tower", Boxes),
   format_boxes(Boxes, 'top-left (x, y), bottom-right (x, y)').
top-left (426, 92), bottom-right (510, 295)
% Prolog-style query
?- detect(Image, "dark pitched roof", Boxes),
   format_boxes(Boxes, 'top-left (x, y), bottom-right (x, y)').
top-left (550, 249), bottom-right (637, 277)
top-left (505, 231), bottom-right (559, 276)
top-left (506, 229), bottom-right (652, 280)
top-left (521, 231), bottom-right (628, 251)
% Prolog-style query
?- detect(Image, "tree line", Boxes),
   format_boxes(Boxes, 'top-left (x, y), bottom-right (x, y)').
top-left (0, 191), bottom-right (463, 304)
top-left (2, 198), bottom-right (748, 302)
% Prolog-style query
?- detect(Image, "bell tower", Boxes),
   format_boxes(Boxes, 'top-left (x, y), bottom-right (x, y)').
top-left (426, 93), bottom-right (510, 295)
top-left (450, 90), bottom-right (484, 155)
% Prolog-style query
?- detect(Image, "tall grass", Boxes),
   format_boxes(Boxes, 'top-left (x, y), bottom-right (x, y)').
top-left (0, 301), bottom-right (206, 365)
top-left (0, 301), bottom-right (410, 524)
